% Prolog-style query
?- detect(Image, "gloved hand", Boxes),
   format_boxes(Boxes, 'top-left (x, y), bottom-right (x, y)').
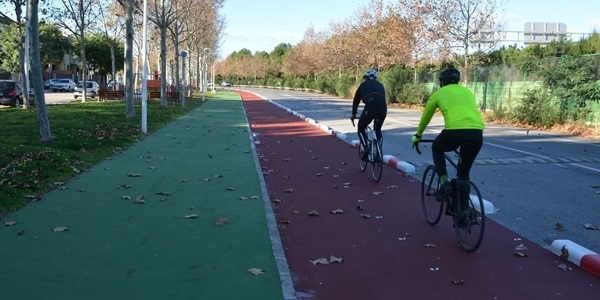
top-left (350, 114), bottom-right (357, 121)
top-left (411, 134), bottom-right (421, 144)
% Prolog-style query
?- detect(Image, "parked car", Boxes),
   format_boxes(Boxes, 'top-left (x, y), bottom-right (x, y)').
top-left (220, 81), bottom-right (232, 87)
top-left (0, 80), bottom-right (34, 107)
top-left (50, 79), bottom-right (76, 92)
top-left (107, 80), bottom-right (124, 90)
top-left (74, 81), bottom-right (100, 99)
top-left (44, 79), bottom-right (61, 89)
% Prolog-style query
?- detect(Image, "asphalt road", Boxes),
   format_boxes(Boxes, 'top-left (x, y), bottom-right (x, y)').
top-left (236, 86), bottom-right (600, 256)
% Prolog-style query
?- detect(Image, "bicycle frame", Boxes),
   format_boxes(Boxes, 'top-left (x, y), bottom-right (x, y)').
top-left (414, 138), bottom-right (486, 252)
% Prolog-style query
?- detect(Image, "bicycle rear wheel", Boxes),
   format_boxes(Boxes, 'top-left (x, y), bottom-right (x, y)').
top-left (454, 180), bottom-right (486, 252)
top-left (421, 165), bottom-right (443, 225)
top-left (371, 141), bottom-right (383, 182)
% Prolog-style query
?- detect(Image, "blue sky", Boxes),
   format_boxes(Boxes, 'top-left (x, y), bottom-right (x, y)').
top-left (219, 0), bottom-right (600, 58)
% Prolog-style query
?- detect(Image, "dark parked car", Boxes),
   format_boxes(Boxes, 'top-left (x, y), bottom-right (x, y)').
top-left (0, 80), bottom-right (34, 107)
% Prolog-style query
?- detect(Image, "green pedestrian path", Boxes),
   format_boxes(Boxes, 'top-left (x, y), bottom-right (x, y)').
top-left (0, 92), bottom-right (293, 300)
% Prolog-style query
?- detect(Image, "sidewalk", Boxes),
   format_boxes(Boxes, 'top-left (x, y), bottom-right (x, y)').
top-left (0, 92), bottom-right (290, 299)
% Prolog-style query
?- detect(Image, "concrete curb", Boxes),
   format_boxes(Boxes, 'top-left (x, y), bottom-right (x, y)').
top-left (349, 139), bottom-right (416, 173)
top-left (551, 239), bottom-right (600, 278)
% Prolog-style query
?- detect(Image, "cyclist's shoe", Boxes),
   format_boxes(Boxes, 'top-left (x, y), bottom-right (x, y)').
top-left (436, 181), bottom-right (451, 202)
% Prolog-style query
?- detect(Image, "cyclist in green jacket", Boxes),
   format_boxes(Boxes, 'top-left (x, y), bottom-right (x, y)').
top-left (411, 68), bottom-right (484, 197)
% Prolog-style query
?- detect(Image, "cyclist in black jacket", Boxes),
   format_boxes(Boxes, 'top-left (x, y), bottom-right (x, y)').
top-left (351, 69), bottom-right (387, 161)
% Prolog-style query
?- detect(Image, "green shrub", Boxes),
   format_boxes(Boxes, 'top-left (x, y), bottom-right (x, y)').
top-left (514, 89), bottom-right (560, 127)
top-left (397, 83), bottom-right (429, 105)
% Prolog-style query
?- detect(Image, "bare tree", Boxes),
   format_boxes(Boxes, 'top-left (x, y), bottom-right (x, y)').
top-left (437, 0), bottom-right (506, 82)
top-left (147, 0), bottom-right (176, 107)
top-left (98, 0), bottom-right (125, 90)
top-left (52, 0), bottom-right (99, 103)
top-left (394, 0), bottom-right (449, 82)
top-left (28, 0), bottom-right (52, 142)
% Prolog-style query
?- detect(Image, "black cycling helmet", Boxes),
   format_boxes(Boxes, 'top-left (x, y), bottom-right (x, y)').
top-left (439, 68), bottom-right (460, 86)
top-left (363, 69), bottom-right (378, 80)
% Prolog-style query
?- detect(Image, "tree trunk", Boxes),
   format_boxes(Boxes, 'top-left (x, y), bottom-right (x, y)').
top-left (160, 26), bottom-right (168, 107)
top-left (28, 0), bottom-right (52, 142)
top-left (123, 0), bottom-right (135, 117)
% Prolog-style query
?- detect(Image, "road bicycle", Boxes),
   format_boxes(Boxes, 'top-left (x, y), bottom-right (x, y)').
top-left (414, 139), bottom-right (485, 252)
top-left (351, 119), bottom-right (383, 182)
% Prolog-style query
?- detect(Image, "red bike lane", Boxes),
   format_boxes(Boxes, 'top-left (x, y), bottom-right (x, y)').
top-left (240, 91), bottom-right (599, 300)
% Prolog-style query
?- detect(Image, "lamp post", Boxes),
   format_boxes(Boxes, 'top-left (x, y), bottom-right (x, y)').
top-left (141, 0), bottom-right (149, 133)
top-left (181, 50), bottom-right (187, 101)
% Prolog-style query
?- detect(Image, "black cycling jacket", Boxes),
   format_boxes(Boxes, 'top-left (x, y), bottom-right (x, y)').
top-left (352, 79), bottom-right (386, 116)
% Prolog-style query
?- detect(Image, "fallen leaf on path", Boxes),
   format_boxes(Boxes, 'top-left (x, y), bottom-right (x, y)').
top-left (284, 188), bottom-right (295, 194)
top-left (424, 243), bottom-right (437, 248)
top-left (291, 210), bottom-right (300, 214)
top-left (356, 205), bottom-right (364, 211)
top-left (185, 214), bottom-right (198, 219)
top-left (3, 221), bottom-right (17, 226)
top-left (557, 263), bottom-right (569, 270)
top-left (387, 185), bottom-right (399, 189)
top-left (279, 219), bottom-right (291, 224)
top-left (17, 229), bottom-right (24, 236)
top-left (239, 196), bottom-right (249, 200)
top-left (584, 223), bottom-right (598, 230)
top-left (250, 195), bottom-right (260, 200)
top-left (215, 216), bottom-right (229, 225)
top-left (121, 195), bottom-right (131, 200)
top-left (248, 268), bottom-right (265, 275)
top-left (555, 223), bottom-right (564, 231)
top-left (155, 191), bottom-right (171, 195)
top-left (329, 255), bottom-right (343, 263)
top-left (272, 198), bottom-right (282, 203)
top-left (315, 173), bottom-right (324, 176)
top-left (309, 258), bottom-right (329, 265)
top-left (515, 243), bottom-right (528, 251)
top-left (214, 174), bottom-right (223, 178)
top-left (451, 279), bottom-right (465, 285)
top-left (226, 187), bottom-right (235, 191)
top-left (53, 226), bottom-right (69, 232)
top-left (330, 209), bottom-right (344, 214)
top-left (372, 191), bottom-right (384, 196)
top-left (308, 210), bottom-right (319, 216)
top-left (127, 173), bottom-right (143, 177)
top-left (361, 214), bottom-right (371, 219)
top-left (160, 197), bottom-right (168, 201)
top-left (283, 175), bottom-right (290, 180)
top-left (135, 195), bottom-right (145, 204)
top-left (178, 179), bottom-right (187, 183)
top-left (53, 182), bottom-right (65, 186)
top-left (118, 184), bottom-right (133, 189)
top-left (513, 251), bottom-right (528, 257)
top-left (201, 178), bottom-right (211, 182)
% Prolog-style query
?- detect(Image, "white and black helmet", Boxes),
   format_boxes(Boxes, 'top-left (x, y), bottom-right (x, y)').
top-left (363, 69), bottom-right (378, 80)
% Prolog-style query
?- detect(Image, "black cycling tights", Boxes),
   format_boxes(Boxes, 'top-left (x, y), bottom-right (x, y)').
top-left (357, 108), bottom-right (386, 149)
top-left (432, 129), bottom-right (483, 181)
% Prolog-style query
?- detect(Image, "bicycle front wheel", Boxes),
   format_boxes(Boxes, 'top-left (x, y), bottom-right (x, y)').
top-left (421, 165), bottom-right (443, 225)
top-left (454, 180), bottom-right (486, 253)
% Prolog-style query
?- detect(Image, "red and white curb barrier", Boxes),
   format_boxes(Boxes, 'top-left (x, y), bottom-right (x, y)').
top-left (350, 140), bottom-right (415, 173)
top-left (551, 239), bottom-right (600, 278)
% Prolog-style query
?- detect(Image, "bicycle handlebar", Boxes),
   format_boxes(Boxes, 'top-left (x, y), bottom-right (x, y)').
top-left (413, 139), bottom-right (434, 155)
